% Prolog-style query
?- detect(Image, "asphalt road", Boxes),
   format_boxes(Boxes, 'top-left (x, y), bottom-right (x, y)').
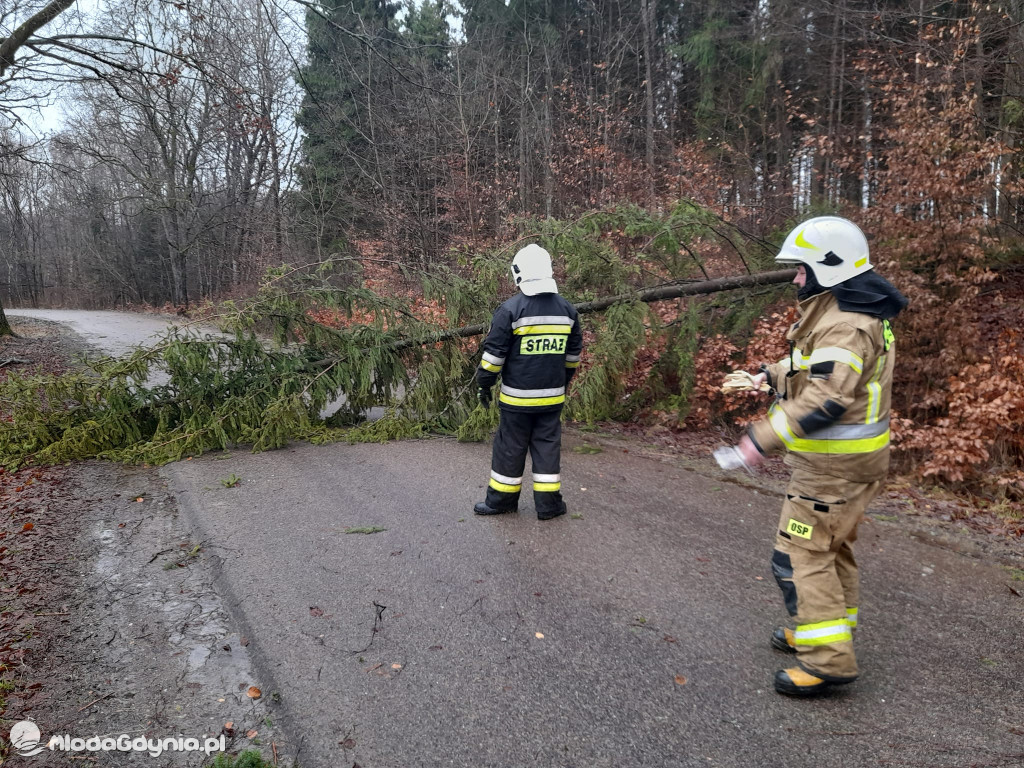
top-left (7, 308), bottom-right (198, 356)
top-left (161, 438), bottom-right (1024, 768)
top-left (15, 310), bottom-right (1024, 768)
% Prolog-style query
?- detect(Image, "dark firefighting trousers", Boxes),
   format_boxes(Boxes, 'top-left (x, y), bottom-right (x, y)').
top-left (484, 408), bottom-right (565, 517)
top-left (771, 468), bottom-right (882, 680)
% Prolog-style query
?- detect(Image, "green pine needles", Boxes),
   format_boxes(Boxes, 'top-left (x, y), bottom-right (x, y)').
top-left (0, 202), bottom-right (774, 469)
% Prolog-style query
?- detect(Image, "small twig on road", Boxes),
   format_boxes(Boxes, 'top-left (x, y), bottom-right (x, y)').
top-left (33, 611), bottom-right (70, 616)
top-left (272, 741), bottom-right (278, 766)
top-left (148, 548), bottom-right (175, 564)
top-left (456, 596), bottom-right (484, 616)
top-left (349, 601), bottom-right (386, 655)
top-left (77, 692), bottom-right (114, 712)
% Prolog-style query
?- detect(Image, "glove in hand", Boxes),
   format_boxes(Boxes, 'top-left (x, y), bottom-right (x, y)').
top-left (477, 386), bottom-right (492, 408)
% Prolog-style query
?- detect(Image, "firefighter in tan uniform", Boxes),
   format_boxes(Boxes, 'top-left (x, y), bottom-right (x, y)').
top-left (732, 217), bottom-right (908, 696)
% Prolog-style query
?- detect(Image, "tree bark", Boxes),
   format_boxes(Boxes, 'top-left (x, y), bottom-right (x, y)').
top-left (0, 0), bottom-right (77, 78)
top-left (641, 0), bottom-right (656, 206)
top-left (0, 300), bottom-right (15, 337)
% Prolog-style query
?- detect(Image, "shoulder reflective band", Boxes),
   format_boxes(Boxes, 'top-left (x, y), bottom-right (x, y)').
top-left (794, 618), bottom-right (853, 646)
top-left (513, 325), bottom-right (572, 336)
top-left (481, 351), bottom-right (505, 373)
top-left (769, 406), bottom-right (890, 454)
top-left (499, 384), bottom-right (566, 407)
top-left (786, 347), bottom-right (864, 375)
top-left (882, 319), bottom-right (895, 351)
top-left (512, 316), bottom-right (574, 336)
top-left (864, 357), bottom-right (885, 424)
top-left (512, 315), bottom-right (574, 329)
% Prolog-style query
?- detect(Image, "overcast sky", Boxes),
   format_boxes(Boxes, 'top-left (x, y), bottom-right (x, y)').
top-left (8, 0), bottom-right (465, 140)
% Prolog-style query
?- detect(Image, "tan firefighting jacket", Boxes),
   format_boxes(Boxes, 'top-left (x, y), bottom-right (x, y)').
top-left (748, 291), bottom-right (896, 483)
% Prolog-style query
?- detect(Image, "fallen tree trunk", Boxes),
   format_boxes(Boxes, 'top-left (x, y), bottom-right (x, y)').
top-left (0, 270), bottom-right (798, 466)
top-left (573, 269), bottom-right (797, 313)
top-left (391, 268), bottom-right (797, 351)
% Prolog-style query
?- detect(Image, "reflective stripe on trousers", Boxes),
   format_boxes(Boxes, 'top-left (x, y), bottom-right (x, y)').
top-left (533, 472), bottom-right (561, 492)
top-left (485, 409), bottom-right (564, 516)
top-left (793, 618), bottom-right (853, 646)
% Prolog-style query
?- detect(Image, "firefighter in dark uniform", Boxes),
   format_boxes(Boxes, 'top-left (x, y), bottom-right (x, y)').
top-left (473, 244), bottom-right (584, 521)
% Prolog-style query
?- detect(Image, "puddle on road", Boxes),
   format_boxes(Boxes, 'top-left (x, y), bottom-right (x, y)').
top-left (88, 512), bottom-right (276, 740)
top-left (95, 528), bottom-right (122, 585)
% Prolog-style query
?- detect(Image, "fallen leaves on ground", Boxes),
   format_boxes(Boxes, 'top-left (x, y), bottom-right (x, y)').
top-left (0, 462), bottom-right (85, 727)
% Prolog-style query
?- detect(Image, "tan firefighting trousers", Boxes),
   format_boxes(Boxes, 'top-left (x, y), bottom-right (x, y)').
top-left (771, 468), bottom-right (882, 680)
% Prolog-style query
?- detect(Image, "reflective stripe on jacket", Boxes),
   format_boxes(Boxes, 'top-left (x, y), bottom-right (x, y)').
top-left (749, 291), bottom-right (896, 482)
top-left (477, 292), bottom-right (584, 412)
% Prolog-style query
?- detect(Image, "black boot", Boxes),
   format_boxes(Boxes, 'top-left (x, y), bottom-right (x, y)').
top-left (537, 502), bottom-right (567, 521)
top-left (474, 501), bottom-right (516, 516)
top-left (771, 627), bottom-right (798, 653)
top-left (774, 667), bottom-right (857, 696)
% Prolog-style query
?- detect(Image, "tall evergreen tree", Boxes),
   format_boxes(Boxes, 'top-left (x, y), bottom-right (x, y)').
top-left (295, 0), bottom-right (401, 252)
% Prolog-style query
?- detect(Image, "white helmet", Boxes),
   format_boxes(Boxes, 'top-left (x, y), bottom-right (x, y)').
top-left (775, 216), bottom-right (872, 287)
top-left (511, 244), bottom-right (558, 296)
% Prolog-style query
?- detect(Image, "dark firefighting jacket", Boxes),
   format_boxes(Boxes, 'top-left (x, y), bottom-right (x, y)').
top-left (476, 291), bottom-right (584, 412)
top-left (748, 291), bottom-right (896, 483)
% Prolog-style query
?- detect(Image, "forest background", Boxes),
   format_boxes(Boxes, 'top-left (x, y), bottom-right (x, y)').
top-left (1, 0), bottom-right (1023, 520)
